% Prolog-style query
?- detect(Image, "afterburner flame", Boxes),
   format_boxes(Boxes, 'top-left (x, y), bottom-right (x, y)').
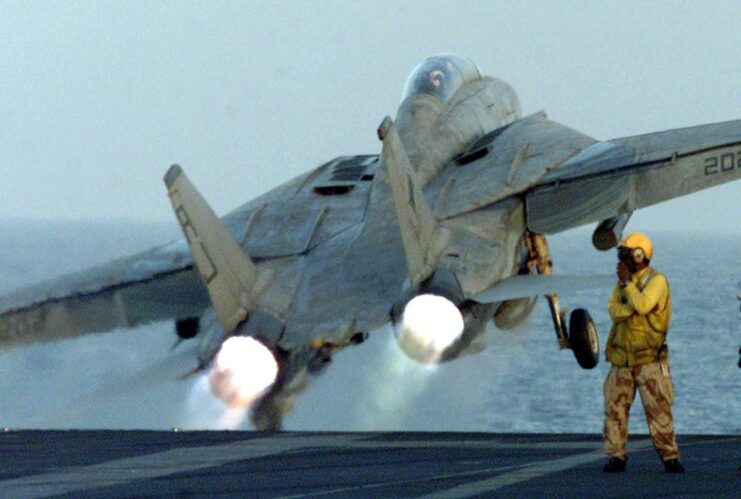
top-left (208, 336), bottom-right (278, 408)
top-left (394, 294), bottom-right (464, 363)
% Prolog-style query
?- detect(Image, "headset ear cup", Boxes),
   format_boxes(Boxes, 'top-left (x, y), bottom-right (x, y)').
top-left (633, 248), bottom-right (645, 263)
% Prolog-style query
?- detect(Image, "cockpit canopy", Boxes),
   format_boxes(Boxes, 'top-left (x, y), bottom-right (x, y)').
top-left (401, 54), bottom-right (481, 103)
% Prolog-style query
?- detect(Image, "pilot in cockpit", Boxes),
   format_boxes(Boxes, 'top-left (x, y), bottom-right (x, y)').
top-left (401, 55), bottom-right (479, 103)
top-left (426, 69), bottom-right (446, 95)
top-left (414, 61), bottom-right (454, 100)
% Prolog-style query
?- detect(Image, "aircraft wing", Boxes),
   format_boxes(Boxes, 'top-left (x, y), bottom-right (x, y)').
top-left (2, 117), bottom-right (737, 355)
top-left (0, 155), bottom-right (380, 351)
top-left (0, 239), bottom-right (209, 349)
top-left (525, 119), bottom-right (741, 233)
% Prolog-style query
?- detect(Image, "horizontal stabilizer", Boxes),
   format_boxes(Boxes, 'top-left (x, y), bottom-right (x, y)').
top-left (474, 273), bottom-right (614, 303)
top-left (165, 165), bottom-right (259, 332)
top-left (379, 116), bottom-right (448, 288)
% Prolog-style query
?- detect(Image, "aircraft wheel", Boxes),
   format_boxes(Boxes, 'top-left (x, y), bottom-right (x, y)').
top-left (569, 308), bottom-right (599, 369)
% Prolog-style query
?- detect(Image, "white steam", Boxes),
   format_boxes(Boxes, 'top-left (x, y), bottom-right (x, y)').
top-left (359, 333), bottom-right (438, 429)
top-left (394, 294), bottom-right (464, 363)
top-left (186, 376), bottom-right (249, 429)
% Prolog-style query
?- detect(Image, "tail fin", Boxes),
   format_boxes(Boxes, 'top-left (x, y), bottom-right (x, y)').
top-left (378, 117), bottom-right (449, 288)
top-left (164, 165), bottom-right (259, 332)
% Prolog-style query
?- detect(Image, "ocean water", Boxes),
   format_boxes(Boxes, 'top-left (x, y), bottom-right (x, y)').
top-left (0, 220), bottom-right (738, 434)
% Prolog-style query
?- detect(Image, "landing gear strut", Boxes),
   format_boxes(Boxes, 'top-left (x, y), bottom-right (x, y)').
top-left (524, 231), bottom-right (599, 369)
top-left (525, 232), bottom-right (568, 348)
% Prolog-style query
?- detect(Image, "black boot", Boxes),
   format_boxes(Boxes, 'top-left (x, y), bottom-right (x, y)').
top-left (603, 457), bottom-right (627, 472)
top-left (663, 458), bottom-right (685, 473)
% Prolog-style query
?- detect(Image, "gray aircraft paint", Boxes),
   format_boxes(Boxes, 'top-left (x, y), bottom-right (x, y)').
top-left (0, 53), bottom-right (738, 429)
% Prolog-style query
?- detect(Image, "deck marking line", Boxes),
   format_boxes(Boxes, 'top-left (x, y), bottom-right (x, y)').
top-left (422, 439), bottom-right (653, 498)
top-left (0, 433), bottom-right (678, 498)
top-left (0, 434), bottom-right (327, 499)
top-left (277, 464), bottom-right (527, 498)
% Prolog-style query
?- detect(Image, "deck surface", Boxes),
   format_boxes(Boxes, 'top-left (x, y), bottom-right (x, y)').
top-left (0, 431), bottom-right (738, 498)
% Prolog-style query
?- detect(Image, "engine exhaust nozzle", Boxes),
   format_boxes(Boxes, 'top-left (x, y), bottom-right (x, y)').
top-left (393, 294), bottom-right (464, 364)
top-left (208, 336), bottom-right (278, 409)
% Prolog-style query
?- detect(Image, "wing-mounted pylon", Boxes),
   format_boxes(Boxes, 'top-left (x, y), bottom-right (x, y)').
top-left (164, 165), bottom-right (268, 332)
top-left (377, 116), bottom-right (450, 288)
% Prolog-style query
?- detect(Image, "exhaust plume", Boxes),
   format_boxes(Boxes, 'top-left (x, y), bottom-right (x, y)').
top-left (394, 294), bottom-right (464, 363)
top-left (208, 336), bottom-right (279, 408)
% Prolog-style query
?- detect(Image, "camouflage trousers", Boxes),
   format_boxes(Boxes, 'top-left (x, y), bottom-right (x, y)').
top-left (603, 361), bottom-right (679, 461)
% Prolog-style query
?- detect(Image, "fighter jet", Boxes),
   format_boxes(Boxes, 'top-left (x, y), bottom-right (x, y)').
top-left (1, 54), bottom-right (739, 429)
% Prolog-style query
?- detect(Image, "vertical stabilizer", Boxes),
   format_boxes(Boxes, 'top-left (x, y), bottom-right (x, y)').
top-left (378, 117), bottom-right (449, 288)
top-left (164, 165), bottom-right (259, 332)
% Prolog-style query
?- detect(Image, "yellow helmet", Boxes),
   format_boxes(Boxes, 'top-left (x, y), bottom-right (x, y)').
top-left (620, 232), bottom-right (653, 262)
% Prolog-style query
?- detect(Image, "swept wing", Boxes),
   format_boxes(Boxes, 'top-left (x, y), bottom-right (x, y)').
top-left (0, 240), bottom-right (206, 349)
top-left (1, 111), bottom-right (738, 359)
top-left (0, 156), bottom-right (377, 350)
top-left (526, 119), bottom-right (741, 233)
top-left (3, 118), bottom-right (738, 351)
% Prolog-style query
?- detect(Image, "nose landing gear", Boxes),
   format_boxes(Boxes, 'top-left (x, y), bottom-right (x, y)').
top-left (525, 231), bottom-right (599, 369)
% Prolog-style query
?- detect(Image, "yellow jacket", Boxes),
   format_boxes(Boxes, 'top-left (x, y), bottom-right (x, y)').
top-left (606, 266), bottom-right (672, 366)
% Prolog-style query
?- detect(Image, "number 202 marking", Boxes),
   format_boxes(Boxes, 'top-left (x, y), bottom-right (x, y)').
top-left (704, 151), bottom-right (741, 175)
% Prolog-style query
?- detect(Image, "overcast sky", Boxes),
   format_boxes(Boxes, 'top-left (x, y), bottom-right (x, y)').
top-left (1, 1), bottom-right (739, 432)
top-left (1, 1), bottom-right (739, 232)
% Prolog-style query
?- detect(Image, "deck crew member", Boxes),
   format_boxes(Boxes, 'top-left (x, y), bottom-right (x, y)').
top-left (602, 232), bottom-right (684, 473)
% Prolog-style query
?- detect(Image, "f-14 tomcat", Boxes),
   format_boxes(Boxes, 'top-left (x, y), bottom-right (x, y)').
top-left (1, 54), bottom-right (739, 429)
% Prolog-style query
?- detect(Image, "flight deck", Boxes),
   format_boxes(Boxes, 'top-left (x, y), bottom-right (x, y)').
top-left (0, 431), bottom-right (738, 498)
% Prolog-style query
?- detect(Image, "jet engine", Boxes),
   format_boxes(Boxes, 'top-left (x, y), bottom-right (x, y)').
top-left (389, 270), bottom-right (467, 364)
top-left (208, 335), bottom-right (279, 409)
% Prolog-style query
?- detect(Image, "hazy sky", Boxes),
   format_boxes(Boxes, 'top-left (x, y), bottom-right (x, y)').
top-left (1, 2), bottom-right (739, 433)
top-left (1, 1), bottom-right (739, 232)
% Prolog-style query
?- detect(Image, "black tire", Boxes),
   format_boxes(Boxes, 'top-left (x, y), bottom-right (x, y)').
top-left (569, 308), bottom-right (599, 369)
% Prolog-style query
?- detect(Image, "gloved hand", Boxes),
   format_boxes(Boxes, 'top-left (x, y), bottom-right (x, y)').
top-left (617, 261), bottom-right (631, 285)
